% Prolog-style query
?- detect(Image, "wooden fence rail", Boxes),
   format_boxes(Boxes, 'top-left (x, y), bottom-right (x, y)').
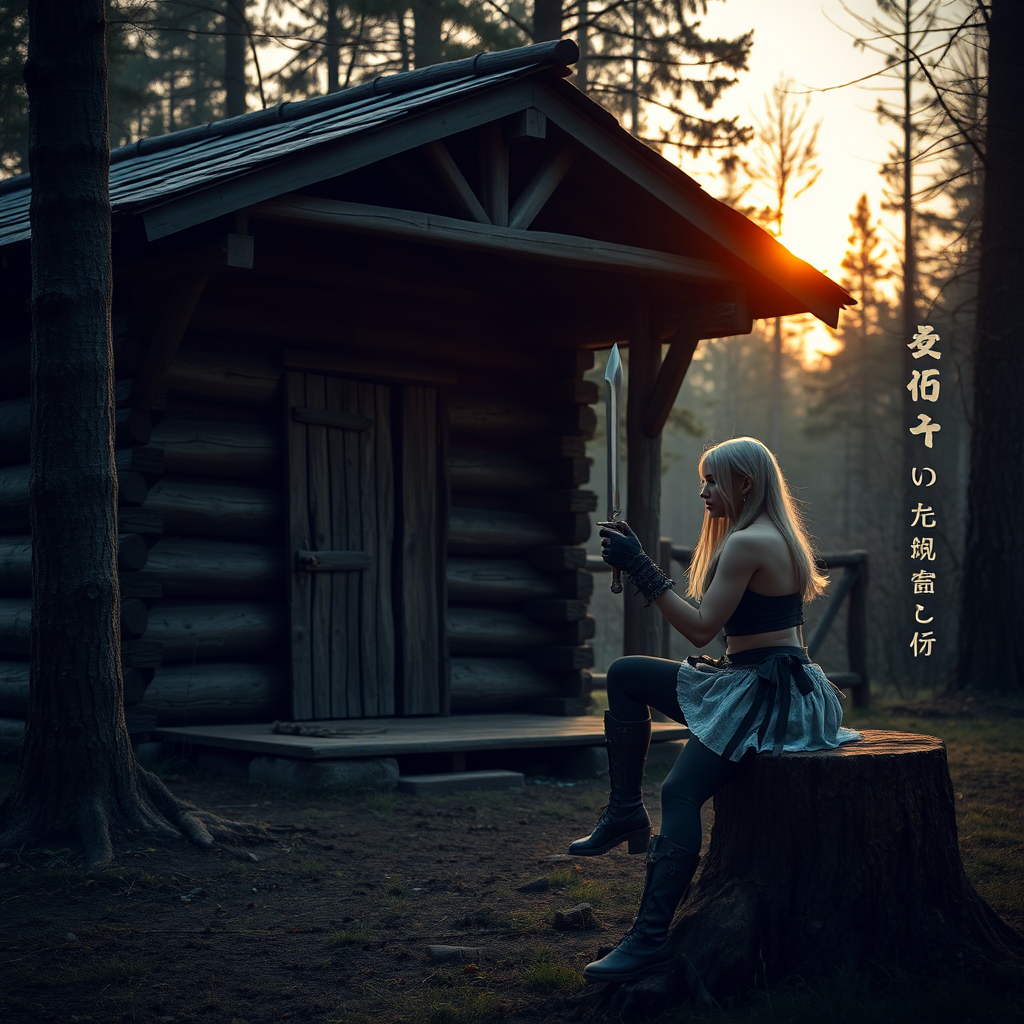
top-left (587, 544), bottom-right (869, 707)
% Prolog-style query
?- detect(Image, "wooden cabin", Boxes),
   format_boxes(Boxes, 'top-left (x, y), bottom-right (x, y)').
top-left (0, 40), bottom-right (851, 741)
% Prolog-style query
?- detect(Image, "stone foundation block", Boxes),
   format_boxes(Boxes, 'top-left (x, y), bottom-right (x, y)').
top-left (248, 755), bottom-right (399, 792)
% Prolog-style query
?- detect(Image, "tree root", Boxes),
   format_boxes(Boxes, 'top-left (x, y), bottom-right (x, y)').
top-left (0, 762), bottom-right (274, 869)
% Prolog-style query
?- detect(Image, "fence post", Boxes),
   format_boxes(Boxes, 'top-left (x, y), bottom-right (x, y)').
top-left (659, 537), bottom-right (674, 660)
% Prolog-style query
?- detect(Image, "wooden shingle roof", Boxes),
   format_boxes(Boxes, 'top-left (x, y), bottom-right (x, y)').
top-left (0, 39), bottom-right (852, 327)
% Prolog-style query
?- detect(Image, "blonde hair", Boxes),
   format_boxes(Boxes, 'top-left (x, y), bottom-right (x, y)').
top-left (686, 436), bottom-right (828, 602)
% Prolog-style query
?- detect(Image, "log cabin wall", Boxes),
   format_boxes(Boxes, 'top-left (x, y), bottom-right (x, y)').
top-left (0, 324), bottom-right (167, 726)
top-left (140, 348), bottom-right (290, 729)
top-left (1, 321), bottom-right (599, 726)
top-left (444, 350), bottom-right (598, 714)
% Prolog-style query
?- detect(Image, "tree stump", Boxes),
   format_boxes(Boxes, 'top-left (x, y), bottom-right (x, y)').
top-left (649, 730), bottom-right (1023, 1002)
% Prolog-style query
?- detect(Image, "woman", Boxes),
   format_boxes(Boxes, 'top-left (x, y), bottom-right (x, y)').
top-left (575, 436), bottom-right (860, 983)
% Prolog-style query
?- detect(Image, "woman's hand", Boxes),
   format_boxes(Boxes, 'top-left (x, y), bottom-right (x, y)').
top-left (599, 521), bottom-right (644, 569)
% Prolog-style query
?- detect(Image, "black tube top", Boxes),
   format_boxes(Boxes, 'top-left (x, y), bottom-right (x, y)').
top-left (723, 589), bottom-right (804, 637)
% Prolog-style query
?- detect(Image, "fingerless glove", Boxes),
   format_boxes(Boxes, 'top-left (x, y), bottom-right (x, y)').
top-left (624, 552), bottom-right (676, 607)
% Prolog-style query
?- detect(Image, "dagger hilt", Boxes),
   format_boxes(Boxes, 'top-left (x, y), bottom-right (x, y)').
top-left (597, 520), bottom-right (627, 595)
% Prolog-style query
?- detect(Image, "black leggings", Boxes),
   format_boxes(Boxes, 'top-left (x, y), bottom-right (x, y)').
top-left (606, 655), bottom-right (741, 855)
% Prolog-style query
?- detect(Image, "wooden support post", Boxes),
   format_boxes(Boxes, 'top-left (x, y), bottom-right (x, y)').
top-left (642, 327), bottom-right (700, 438)
top-left (659, 537), bottom-right (674, 660)
top-left (624, 305), bottom-right (662, 657)
top-left (481, 123), bottom-right (509, 227)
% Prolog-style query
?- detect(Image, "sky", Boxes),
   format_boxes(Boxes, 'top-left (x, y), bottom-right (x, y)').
top-left (670, 0), bottom-right (917, 356)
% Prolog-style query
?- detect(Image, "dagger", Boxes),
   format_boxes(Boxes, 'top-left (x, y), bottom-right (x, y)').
top-left (597, 343), bottom-right (624, 594)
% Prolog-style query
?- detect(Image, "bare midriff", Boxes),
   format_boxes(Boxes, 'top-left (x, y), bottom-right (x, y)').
top-left (725, 625), bottom-right (803, 656)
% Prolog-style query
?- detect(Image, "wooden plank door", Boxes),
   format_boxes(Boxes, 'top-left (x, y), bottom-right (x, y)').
top-left (287, 371), bottom-right (395, 719)
top-left (286, 373), bottom-right (443, 719)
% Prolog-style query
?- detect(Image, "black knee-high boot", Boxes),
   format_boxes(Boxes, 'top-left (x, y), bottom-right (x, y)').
top-left (583, 835), bottom-right (699, 982)
top-left (568, 711), bottom-right (652, 856)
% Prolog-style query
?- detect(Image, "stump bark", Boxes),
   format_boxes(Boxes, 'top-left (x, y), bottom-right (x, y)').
top-left (655, 730), bottom-right (1023, 1001)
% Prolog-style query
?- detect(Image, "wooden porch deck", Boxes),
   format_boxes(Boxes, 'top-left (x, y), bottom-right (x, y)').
top-left (154, 715), bottom-right (690, 761)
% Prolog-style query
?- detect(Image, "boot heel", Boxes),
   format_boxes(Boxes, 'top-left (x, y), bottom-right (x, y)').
top-left (627, 829), bottom-right (652, 854)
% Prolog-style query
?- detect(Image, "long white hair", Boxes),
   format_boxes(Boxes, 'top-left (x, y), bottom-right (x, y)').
top-left (686, 436), bottom-right (828, 601)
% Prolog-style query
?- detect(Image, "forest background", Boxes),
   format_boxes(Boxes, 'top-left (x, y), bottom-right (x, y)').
top-left (0, 0), bottom-right (989, 695)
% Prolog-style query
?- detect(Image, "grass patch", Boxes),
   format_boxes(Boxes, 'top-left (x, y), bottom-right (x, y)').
top-left (283, 857), bottom-right (330, 877)
top-left (505, 908), bottom-right (551, 934)
top-left (380, 895), bottom-right (412, 926)
top-left (544, 865), bottom-right (616, 907)
top-left (9, 956), bottom-right (153, 990)
top-left (521, 951), bottom-right (584, 993)
top-left (363, 792), bottom-right (399, 816)
top-left (409, 970), bottom-right (504, 1024)
top-left (535, 803), bottom-right (573, 820)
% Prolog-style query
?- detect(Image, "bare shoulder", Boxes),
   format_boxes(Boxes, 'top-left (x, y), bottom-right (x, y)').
top-left (717, 528), bottom-right (769, 571)
top-left (724, 522), bottom-right (785, 557)
top-left (721, 522), bottom-right (792, 575)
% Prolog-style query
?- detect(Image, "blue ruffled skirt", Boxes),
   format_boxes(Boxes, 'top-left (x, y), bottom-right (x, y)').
top-left (675, 646), bottom-right (862, 762)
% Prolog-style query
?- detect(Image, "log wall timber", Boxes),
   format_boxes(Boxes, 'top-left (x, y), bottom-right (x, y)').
top-left (396, 385), bottom-right (442, 716)
top-left (164, 350), bottom-right (282, 405)
top-left (448, 507), bottom-right (560, 553)
top-left (146, 601), bottom-right (286, 662)
top-left (449, 658), bottom-right (553, 712)
top-left (142, 537), bottom-right (284, 598)
top-left (0, 395), bottom-right (152, 466)
top-left (442, 367), bottom-right (598, 713)
top-left (0, 597), bottom-right (148, 656)
top-left (0, 662), bottom-right (28, 715)
top-left (0, 535), bottom-right (151, 594)
top-left (139, 662), bottom-right (286, 724)
top-left (449, 395), bottom-right (596, 440)
top-left (144, 478), bottom-right (282, 540)
top-left (149, 418), bottom-right (280, 480)
top-left (0, 464), bottom-right (157, 528)
top-left (446, 559), bottom-right (592, 604)
top-left (448, 607), bottom-right (555, 654)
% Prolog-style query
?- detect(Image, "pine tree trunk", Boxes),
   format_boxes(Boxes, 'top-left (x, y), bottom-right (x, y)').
top-left (955, 0), bottom-right (1024, 694)
top-left (412, 0), bottom-right (441, 69)
top-left (593, 732), bottom-right (1022, 1014)
top-left (224, 0), bottom-right (247, 118)
top-left (0, 0), bottom-right (267, 868)
top-left (533, 0), bottom-right (563, 41)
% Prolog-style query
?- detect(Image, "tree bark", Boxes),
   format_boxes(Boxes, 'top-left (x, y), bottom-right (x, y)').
top-left (224, 0), bottom-right (247, 118)
top-left (591, 732), bottom-right (1023, 1014)
top-left (533, 0), bottom-right (563, 42)
top-left (0, 0), bottom-right (267, 868)
top-left (955, 0), bottom-right (1024, 694)
top-left (412, 0), bottom-right (442, 68)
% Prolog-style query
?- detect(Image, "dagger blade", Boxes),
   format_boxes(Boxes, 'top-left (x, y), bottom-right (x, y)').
top-left (604, 343), bottom-right (622, 522)
top-left (602, 344), bottom-right (624, 595)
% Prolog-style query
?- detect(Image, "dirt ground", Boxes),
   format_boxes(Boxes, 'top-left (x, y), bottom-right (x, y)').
top-left (1, 696), bottom-right (1022, 1024)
